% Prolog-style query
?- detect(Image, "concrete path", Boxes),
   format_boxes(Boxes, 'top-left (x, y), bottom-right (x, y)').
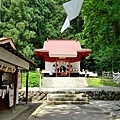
top-left (0, 103), bottom-right (40, 120)
top-left (41, 77), bottom-right (88, 88)
top-left (0, 104), bottom-right (28, 120)
top-left (20, 86), bottom-right (120, 92)
top-left (28, 101), bottom-right (120, 120)
top-left (40, 86), bottom-right (120, 92)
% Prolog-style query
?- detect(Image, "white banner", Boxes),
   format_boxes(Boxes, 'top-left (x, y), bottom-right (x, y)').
top-left (61, 16), bottom-right (70, 34)
top-left (61, 0), bottom-right (83, 33)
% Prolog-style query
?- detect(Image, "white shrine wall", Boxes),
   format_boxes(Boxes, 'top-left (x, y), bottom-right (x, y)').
top-left (45, 62), bottom-right (55, 73)
top-left (45, 61), bottom-right (80, 73)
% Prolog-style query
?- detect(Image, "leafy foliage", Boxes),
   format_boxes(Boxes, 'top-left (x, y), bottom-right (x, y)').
top-left (80, 0), bottom-right (120, 72)
top-left (0, 0), bottom-right (35, 61)
top-left (0, 0), bottom-right (120, 72)
top-left (22, 71), bottom-right (40, 87)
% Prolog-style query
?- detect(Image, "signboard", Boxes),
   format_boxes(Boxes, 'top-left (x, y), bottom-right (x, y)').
top-left (2, 72), bottom-right (9, 80)
top-left (9, 89), bottom-right (14, 107)
top-left (18, 71), bottom-right (22, 89)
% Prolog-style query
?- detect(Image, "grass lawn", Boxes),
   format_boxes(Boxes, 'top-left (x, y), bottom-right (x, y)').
top-left (22, 71), bottom-right (118, 88)
top-left (87, 77), bottom-right (118, 87)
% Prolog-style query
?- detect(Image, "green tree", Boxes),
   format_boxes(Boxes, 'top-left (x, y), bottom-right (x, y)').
top-left (80, 0), bottom-right (120, 72)
top-left (0, 0), bottom-right (36, 60)
top-left (0, 0), bottom-right (119, 73)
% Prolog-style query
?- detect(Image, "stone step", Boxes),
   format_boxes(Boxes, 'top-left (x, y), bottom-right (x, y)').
top-left (47, 96), bottom-right (88, 101)
top-left (41, 85), bottom-right (86, 88)
top-left (47, 93), bottom-right (88, 101)
top-left (46, 92), bottom-right (89, 105)
top-left (47, 91), bottom-right (87, 94)
top-left (47, 101), bottom-right (89, 105)
top-left (47, 93), bottom-right (87, 98)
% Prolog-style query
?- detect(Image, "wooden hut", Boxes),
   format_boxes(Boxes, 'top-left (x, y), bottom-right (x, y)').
top-left (0, 38), bottom-right (36, 111)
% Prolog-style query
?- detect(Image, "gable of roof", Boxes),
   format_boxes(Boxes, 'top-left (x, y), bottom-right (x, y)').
top-left (0, 37), bottom-right (37, 66)
top-left (0, 38), bottom-right (16, 50)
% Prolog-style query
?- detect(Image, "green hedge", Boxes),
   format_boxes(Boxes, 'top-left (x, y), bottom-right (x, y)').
top-left (22, 71), bottom-right (40, 87)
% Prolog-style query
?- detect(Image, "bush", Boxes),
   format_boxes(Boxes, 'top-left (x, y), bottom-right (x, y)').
top-left (22, 71), bottom-right (40, 87)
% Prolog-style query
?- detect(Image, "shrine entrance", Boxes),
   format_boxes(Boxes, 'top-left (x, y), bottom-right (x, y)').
top-left (54, 59), bottom-right (71, 77)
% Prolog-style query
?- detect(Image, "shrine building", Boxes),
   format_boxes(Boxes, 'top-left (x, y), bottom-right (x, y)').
top-left (35, 39), bottom-right (91, 77)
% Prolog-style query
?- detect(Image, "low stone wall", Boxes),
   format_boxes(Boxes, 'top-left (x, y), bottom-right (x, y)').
top-left (18, 90), bottom-right (120, 102)
top-left (86, 91), bottom-right (120, 100)
top-left (18, 91), bottom-right (48, 102)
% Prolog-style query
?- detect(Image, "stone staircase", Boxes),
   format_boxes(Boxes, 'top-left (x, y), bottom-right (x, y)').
top-left (46, 91), bottom-right (89, 105)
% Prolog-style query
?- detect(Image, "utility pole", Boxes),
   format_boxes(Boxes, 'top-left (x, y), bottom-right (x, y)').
top-left (0, 0), bottom-right (1, 22)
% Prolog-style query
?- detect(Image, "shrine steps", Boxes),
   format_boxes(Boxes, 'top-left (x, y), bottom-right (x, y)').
top-left (46, 91), bottom-right (89, 105)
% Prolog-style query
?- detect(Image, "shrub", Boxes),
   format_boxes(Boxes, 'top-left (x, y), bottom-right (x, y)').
top-left (22, 71), bottom-right (40, 87)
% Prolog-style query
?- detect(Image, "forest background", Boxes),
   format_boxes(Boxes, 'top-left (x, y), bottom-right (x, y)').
top-left (0, 0), bottom-right (120, 74)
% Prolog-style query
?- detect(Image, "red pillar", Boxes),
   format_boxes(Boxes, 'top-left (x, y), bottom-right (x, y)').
top-left (55, 59), bottom-right (57, 77)
top-left (69, 59), bottom-right (70, 77)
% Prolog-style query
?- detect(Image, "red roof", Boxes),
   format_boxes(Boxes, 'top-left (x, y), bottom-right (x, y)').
top-left (35, 40), bottom-right (91, 62)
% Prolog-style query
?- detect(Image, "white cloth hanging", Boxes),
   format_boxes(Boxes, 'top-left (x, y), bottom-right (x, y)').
top-left (61, 0), bottom-right (84, 33)
top-left (2, 90), bottom-right (6, 99)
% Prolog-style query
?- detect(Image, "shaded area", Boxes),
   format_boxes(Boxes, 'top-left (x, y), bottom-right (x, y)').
top-left (0, 104), bottom-right (28, 120)
top-left (12, 103), bottom-right (41, 120)
top-left (28, 101), bottom-right (120, 120)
